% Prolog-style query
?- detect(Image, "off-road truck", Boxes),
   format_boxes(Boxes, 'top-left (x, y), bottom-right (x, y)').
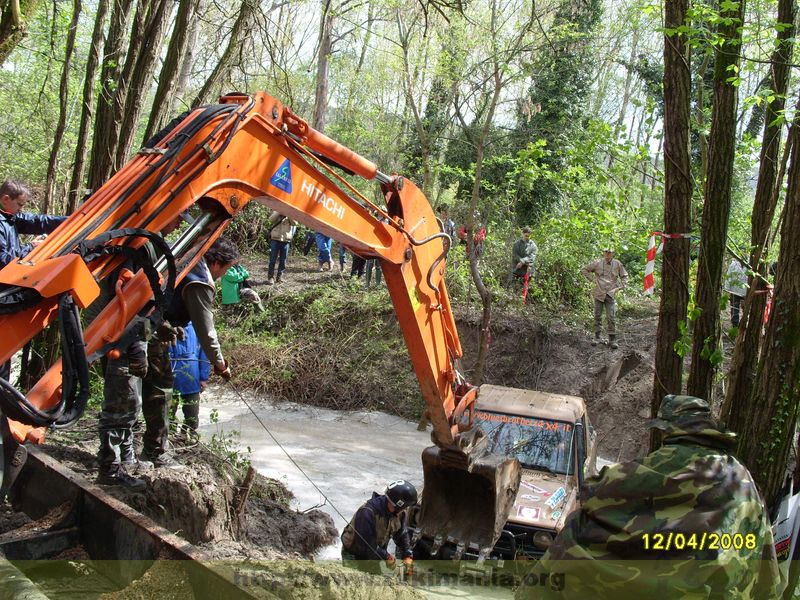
top-left (413, 384), bottom-right (597, 562)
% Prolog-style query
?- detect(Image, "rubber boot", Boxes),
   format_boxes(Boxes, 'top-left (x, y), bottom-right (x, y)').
top-left (609, 334), bottom-right (618, 350)
top-left (591, 333), bottom-right (600, 346)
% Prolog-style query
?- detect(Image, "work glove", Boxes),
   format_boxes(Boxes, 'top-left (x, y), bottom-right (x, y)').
top-left (215, 359), bottom-right (232, 382)
top-left (384, 553), bottom-right (396, 569)
top-left (403, 556), bottom-right (413, 576)
top-left (127, 344), bottom-right (148, 378)
top-left (155, 322), bottom-right (185, 344)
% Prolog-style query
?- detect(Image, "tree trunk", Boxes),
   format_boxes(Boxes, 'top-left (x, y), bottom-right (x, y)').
top-left (694, 52), bottom-right (711, 182)
top-left (0, 0), bottom-right (45, 65)
top-left (87, 0), bottom-right (136, 192)
top-left (686, 0), bottom-right (745, 402)
top-left (722, 0), bottom-right (795, 429)
top-left (312, 0), bottom-right (333, 132)
top-left (737, 103), bottom-right (800, 508)
top-left (614, 28), bottom-right (639, 138)
top-left (113, 0), bottom-right (171, 167)
top-left (67, 0), bottom-right (110, 213)
top-left (43, 0), bottom-right (81, 214)
top-left (174, 7), bottom-right (200, 102)
top-left (192, 0), bottom-right (257, 108)
top-left (650, 0), bottom-right (692, 451)
top-left (468, 76), bottom-right (502, 385)
top-left (143, 0), bottom-right (198, 142)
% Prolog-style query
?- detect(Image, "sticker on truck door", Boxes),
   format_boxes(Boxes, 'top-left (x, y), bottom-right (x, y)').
top-left (517, 506), bottom-right (541, 520)
top-left (545, 487), bottom-right (566, 509)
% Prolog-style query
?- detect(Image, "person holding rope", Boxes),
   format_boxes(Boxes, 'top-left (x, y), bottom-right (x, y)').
top-left (341, 480), bottom-right (418, 575)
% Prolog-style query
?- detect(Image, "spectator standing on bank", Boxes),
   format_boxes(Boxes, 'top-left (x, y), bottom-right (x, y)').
top-left (437, 205), bottom-right (456, 240)
top-left (724, 258), bottom-right (747, 327)
top-left (351, 253), bottom-right (367, 278)
top-left (337, 242), bottom-right (347, 272)
top-left (267, 210), bottom-right (296, 285)
top-left (510, 226), bottom-right (538, 298)
top-left (302, 228), bottom-right (316, 256)
top-left (581, 248), bottom-right (628, 349)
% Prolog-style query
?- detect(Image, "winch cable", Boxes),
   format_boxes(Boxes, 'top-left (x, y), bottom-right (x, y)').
top-left (221, 378), bottom-right (351, 526)
top-left (222, 378), bottom-right (401, 557)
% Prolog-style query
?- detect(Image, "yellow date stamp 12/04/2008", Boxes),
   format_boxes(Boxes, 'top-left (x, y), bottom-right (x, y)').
top-left (641, 532), bottom-right (757, 552)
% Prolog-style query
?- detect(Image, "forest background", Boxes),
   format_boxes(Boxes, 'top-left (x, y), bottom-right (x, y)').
top-left (0, 0), bottom-right (798, 510)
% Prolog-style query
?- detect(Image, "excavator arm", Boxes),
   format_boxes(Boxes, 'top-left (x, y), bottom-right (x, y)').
top-left (0, 91), bottom-right (519, 553)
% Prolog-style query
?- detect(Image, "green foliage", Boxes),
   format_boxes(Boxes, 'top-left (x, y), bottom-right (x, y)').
top-left (218, 283), bottom-right (425, 419)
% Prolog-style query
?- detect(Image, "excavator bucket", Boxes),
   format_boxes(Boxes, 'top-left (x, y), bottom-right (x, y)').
top-left (416, 443), bottom-right (521, 555)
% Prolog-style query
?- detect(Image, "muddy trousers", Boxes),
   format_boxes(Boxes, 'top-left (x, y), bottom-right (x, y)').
top-left (594, 295), bottom-right (616, 337)
top-left (97, 353), bottom-right (142, 470)
top-left (171, 392), bottom-right (200, 432)
top-left (142, 340), bottom-right (174, 459)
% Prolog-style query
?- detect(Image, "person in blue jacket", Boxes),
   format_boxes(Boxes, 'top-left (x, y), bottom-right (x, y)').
top-left (0, 180), bottom-right (66, 381)
top-left (168, 322), bottom-right (210, 435)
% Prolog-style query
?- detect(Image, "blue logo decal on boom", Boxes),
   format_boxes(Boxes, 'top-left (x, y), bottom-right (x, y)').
top-left (270, 159), bottom-right (293, 193)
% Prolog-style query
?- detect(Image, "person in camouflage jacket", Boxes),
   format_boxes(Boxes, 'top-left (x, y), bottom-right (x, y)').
top-left (516, 395), bottom-right (780, 600)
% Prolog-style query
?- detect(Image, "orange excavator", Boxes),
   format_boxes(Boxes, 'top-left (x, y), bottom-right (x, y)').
top-left (0, 91), bottom-right (520, 554)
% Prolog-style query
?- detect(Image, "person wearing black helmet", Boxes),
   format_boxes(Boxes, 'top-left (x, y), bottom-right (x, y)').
top-left (341, 480), bottom-right (417, 574)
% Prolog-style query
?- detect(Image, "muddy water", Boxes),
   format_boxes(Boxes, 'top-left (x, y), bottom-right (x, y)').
top-left (198, 386), bottom-right (514, 599)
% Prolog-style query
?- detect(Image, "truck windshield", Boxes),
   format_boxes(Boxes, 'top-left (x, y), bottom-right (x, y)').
top-left (475, 410), bottom-right (574, 475)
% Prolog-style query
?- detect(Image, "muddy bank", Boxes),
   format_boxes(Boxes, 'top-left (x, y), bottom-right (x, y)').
top-left (40, 433), bottom-right (337, 560)
top-left (457, 308), bottom-right (657, 461)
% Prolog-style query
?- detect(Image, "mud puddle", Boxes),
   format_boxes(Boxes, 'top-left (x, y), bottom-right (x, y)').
top-left (198, 387), bottom-right (432, 560)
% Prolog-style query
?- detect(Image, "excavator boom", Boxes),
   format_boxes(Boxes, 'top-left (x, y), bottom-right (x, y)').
top-left (0, 92), bottom-right (520, 552)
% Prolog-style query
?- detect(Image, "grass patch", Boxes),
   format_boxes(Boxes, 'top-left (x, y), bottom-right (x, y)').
top-left (219, 282), bottom-right (424, 420)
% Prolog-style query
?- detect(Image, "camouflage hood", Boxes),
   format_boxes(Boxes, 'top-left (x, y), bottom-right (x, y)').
top-left (648, 394), bottom-right (737, 452)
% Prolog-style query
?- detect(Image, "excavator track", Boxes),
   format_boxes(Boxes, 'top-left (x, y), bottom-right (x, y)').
top-left (0, 446), bottom-right (258, 599)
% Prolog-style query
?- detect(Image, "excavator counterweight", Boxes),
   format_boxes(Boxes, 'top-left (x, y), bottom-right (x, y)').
top-left (0, 91), bottom-right (520, 553)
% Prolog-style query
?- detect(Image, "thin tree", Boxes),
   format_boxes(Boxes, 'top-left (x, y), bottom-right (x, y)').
top-left (143, 0), bottom-right (199, 142)
top-left (43, 0), bottom-right (81, 213)
top-left (722, 0), bottom-right (795, 428)
top-left (686, 0), bottom-right (746, 401)
top-left (113, 0), bottom-right (172, 166)
top-left (67, 0), bottom-right (110, 212)
top-left (396, 9), bottom-right (457, 196)
top-left (87, 0), bottom-right (137, 192)
top-left (192, 0), bottom-right (258, 107)
top-left (452, 0), bottom-right (535, 383)
top-left (650, 0), bottom-right (692, 450)
top-left (737, 97), bottom-right (800, 509)
top-left (312, 0), bottom-right (334, 131)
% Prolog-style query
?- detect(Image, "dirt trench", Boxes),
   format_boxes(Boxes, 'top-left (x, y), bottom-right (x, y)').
top-left (456, 307), bottom-right (658, 462)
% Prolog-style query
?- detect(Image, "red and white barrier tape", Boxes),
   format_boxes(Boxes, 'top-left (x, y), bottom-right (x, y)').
top-left (643, 231), bottom-right (693, 295)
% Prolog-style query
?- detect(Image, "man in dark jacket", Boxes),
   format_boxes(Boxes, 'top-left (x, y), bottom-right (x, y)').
top-left (341, 480), bottom-right (417, 575)
top-left (141, 237), bottom-right (238, 467)
top-left (0, 181), bottom-right (66, 381)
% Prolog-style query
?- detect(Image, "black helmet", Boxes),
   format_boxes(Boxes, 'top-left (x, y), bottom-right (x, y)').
top-left (386, 480), bottom-right (418, 509)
